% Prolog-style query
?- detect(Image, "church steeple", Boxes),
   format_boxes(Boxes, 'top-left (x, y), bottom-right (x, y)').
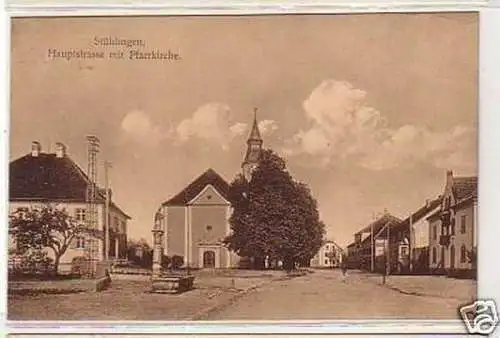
top-left (248, 108), bottom-right (262, 142)
top-left (242, 108), bottom-right (263, 181)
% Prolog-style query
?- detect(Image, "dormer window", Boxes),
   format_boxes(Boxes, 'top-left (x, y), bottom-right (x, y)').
top-left (206, 225), bottom-right (213, 231)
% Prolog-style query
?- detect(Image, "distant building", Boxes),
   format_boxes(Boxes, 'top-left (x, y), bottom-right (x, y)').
top-left (428, 171), bottom-right (477, 277)
top-left (9, 141), bottom-right (130, 273)
top-left (310, 239), bottom-right (344, 268)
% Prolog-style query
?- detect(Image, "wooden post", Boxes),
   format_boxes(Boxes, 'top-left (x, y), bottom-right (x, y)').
top-left (104, 161), bottom-right (112, 261)
top-left (387, 222), bottom-right (391, 276)
top-left (371, 222), bottom-right (374, 272)
top-left (409, 213), bottom-right (413, 273)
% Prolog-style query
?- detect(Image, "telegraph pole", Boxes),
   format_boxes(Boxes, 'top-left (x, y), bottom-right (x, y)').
top-left (86, 135), bottom-right (100, 278)
top-left (371, 213), bottom-right (375, 272)
top-left (104, 161), bottom-right (112, 261)
top-left (409, 213), bottom-right (413, 273)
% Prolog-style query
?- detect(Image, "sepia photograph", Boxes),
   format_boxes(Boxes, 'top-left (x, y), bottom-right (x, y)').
top-left (8, 12), bottom-right (479, 324)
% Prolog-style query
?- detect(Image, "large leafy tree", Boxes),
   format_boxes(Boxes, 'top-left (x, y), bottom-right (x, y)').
top-left (225, 149), bottom-right (325, 271)
top-left (9, 205), bottom-right (88, 273)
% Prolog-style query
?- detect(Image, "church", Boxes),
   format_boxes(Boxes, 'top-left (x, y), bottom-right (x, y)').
top-left (159, 110), bottom-right (263, 269)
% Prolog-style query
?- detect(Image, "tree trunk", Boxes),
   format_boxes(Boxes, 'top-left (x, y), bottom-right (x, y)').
top-left (253, 257), bottom-right (266, 270)
top-left (54, 254), bottom-right (61, 276)
top-left (283, 257), bottom-right (294, 272)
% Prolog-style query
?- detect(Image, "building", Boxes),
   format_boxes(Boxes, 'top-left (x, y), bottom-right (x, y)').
top-left (385, 197), bottom-right (442, 274)
top-left (160, 111), bottom-right (263, 269)
top-left (428, 170), bottom-right (477, 277)
top-left (9, 141), bottom-right (130, 273)
top-left (242, 108), bottom-right (263, 182)
top-left (310, 239), bottom-right (344, 268)
top-left (346, 212), bottom-right (402, 272)
top-left (160, 168), bottom-right (239, 269)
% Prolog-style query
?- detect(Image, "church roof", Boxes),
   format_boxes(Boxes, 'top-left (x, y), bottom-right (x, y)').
top-left (248, 108), bottom-right (262, 141)
top-left (162, 168), bottom-right (230, 206)
top-left (9, 152), bottom-right (130, 219)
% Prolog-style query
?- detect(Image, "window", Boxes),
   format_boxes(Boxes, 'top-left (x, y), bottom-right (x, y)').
top-left (206, 225), bottom-right (213, 231)
top-left (432, 247), bottom-right (437, 264)
top-left (460, 245), bottom-right (467, 263)
top-left (15, 207), bottom-right (29, 219)
top-left (75, 235), bottom-right (85, 249)
top-left (324, 259), bottom-right (329, 265)
top-left (75, 208), bottom-right (86, 222)
top-left (121, 221), bottom-right (126, 234)
top-left (460, 215), bottom-right (467, 234)
top-left (114, 217), bottom-right (119, 231)
top-left (207, 195), bottom-right (212, 200)
top-left (441, 247), bottom-right (445, 265)
top-left (325, 245), bottom-right (329, 250)
top-left (433, 225), bottom-right (437, 240)
top-left (451, 218), bottom-right (456, 236)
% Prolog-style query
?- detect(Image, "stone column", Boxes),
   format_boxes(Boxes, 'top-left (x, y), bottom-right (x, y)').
top-left (152, 211), bottom-right (164, 278)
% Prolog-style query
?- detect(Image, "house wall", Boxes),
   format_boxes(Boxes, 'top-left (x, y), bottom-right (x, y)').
top-left (428, 216), bottom-right (442, 269)
top-left (189, 205), bottom-right (229, 268)
top-left (164, 206), bottom-right (186, 258)
top-left (448, 202), bottom-right (474, 270)
top-left (412, 218), bottom-right (429, 249)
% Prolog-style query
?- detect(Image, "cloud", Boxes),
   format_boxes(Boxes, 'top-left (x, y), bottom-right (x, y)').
top-left (284, 79), bottom-right (476, 172)
top-left (120, 110), bottom-right (166, 147)
top-left (258, 119), bottom-right (279, 136)
top-left (175, 103), bottom-right (246, 151)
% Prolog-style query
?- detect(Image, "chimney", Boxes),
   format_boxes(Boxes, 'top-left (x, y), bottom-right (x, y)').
top-left (55, 142), bottom-right (67, 158)
top-left (31, 141), bottom-right (41, 157)
top-left (425, 199), bottom-right (430, 208)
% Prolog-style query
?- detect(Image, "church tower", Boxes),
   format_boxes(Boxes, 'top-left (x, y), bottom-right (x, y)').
top-left (242, 108), bottom-right (263, 181)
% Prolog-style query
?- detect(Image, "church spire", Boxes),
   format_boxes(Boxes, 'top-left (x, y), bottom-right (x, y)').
top-left (242, 108), bottom-right (263, 181)
top-left (248, 108), bottom-right (262, 142)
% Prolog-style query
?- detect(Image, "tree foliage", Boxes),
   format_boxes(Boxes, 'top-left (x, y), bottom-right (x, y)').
top-left (224, 149), bottom-right (326, 271)
top-left (9, 205), bottom-right (87, 274)
top-left (126, 238), bottom-right (153, 268)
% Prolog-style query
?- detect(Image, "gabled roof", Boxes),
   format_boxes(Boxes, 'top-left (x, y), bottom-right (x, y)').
top-left (10, 153), bottom-right (131, 219)
top-left (453, 176), bottom-right (477, 201)
top-left (360, 213), bottom-right (402, 245)
top-left (162, 168), bottom-right (230, 206)
top-left (393, 197), bottom-right (442, 233)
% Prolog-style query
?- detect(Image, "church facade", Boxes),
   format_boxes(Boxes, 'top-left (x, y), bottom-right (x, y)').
top-left (159, 111), bottom-right (263, 269)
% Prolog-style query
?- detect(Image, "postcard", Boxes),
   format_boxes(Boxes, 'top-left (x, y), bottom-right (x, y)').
top-left (6, 11), bottom-right (492, 335)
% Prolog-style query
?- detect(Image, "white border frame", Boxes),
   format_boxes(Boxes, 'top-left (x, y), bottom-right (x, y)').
top-left (2, 2), bottom-right (500, 336)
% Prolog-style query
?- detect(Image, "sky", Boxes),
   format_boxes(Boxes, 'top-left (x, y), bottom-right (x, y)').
top-left (10, 13), bottom-right (478, 248)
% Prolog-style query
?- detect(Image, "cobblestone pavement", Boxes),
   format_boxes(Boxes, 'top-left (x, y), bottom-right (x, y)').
top-left (205, 269), bottom-right (473, 320)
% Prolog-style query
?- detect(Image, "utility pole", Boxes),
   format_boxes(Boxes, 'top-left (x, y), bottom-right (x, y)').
top-left (104, 161), bottom-right (112, 261)
top-left (387, 221), bottom-right (391, 277)
top-left (371, 221), bottom-right (374, 272)
top-left (86, 135), bottom-right (100, 278)
top-left (409, 213), bottom-right (413, 273)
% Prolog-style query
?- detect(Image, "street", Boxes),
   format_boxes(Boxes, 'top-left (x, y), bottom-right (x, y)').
top-left (204, 269), bottom-right (471, 320)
